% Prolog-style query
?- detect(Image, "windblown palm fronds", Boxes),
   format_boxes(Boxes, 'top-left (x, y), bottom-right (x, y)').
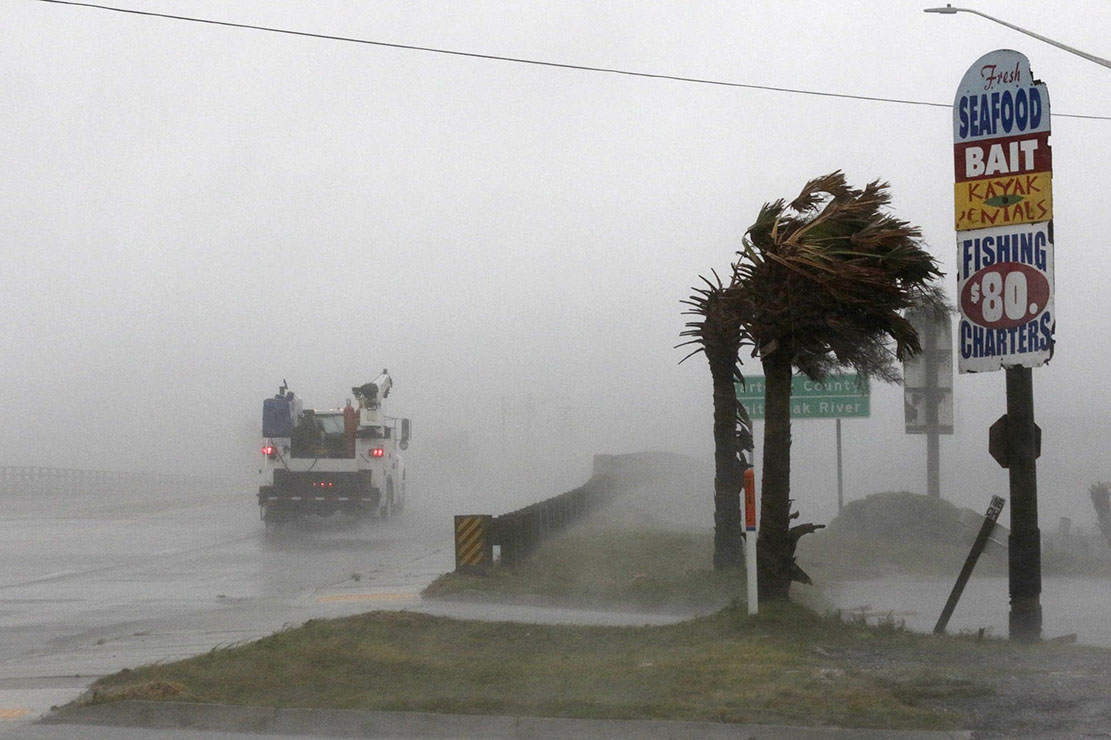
top-left (680, 170), bottom-right (944, 597)
top-left (736, 171), bottom-right (942, 382)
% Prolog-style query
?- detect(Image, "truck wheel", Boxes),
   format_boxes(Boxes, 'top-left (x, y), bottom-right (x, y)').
top-left (380, 481), bottom-right (394, 521)
top-left (262, 505), bottom-right (281, 531)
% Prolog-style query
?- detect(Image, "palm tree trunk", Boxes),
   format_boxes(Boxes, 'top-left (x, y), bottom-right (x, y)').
top-left (709, 350), bottom-right (743, 569)
top-left (757, 351), bottom-right (793, 600)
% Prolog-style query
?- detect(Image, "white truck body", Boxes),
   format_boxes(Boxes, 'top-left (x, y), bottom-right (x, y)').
top-left (257, 372), bottom-right (409, 524)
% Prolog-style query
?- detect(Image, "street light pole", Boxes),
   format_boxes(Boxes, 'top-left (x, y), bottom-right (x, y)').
top-left (924, 5), bottom-right (1111, 70)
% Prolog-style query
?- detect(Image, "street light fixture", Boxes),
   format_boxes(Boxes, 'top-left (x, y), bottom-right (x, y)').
top-left (924, 4), bottom-right (1111, 70)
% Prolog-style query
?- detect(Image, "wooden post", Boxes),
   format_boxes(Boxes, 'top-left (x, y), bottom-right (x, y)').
top-left (1006, 366), bottom-right (1042, 642)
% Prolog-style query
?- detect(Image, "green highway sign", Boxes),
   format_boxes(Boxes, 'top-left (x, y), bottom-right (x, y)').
top-left (736, 374), bottom-right (870, 419)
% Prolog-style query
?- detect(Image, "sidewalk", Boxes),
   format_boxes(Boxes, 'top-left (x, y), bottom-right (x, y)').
top-left (35, 700), bottom-right (973, 739)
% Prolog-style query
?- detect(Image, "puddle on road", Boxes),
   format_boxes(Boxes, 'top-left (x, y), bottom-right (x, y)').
top-left (826, 576), bottom-right (1111, 646)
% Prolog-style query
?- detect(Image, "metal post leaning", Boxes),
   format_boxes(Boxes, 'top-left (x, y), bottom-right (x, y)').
top-left (453, 514), bottom-right (493, 572)
top-left (934, 495), bottom-right (1006, 634)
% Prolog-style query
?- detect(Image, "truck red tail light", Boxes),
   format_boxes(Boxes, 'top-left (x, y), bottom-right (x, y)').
top-left (370, 448), bottom-right (385, 458)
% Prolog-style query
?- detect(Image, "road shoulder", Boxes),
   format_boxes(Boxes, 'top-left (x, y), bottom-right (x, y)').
top-left (39, 700), bottom-right (972, 739)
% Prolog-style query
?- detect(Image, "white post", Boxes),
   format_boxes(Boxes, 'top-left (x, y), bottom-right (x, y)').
top-left (744, 467), bottom-right (758, 614)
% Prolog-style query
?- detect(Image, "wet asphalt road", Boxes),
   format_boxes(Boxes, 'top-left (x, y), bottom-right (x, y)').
top-left (0, 484), bottom-right (456, 736)
top-left (8, 481), bottom-right (1105, 739)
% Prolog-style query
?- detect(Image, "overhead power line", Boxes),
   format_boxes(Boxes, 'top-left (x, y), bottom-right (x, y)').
top-left (33, 0), bottom-right (1111, 122)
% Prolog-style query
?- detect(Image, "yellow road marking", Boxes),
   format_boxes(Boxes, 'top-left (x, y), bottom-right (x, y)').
top-left (317, 592), bottom-right (417, 603)
top-left (0, 708), bottom-right (32, 719)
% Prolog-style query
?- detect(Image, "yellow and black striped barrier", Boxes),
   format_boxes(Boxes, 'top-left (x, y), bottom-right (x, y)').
top-left (454, 514), bottom-right (493, 571)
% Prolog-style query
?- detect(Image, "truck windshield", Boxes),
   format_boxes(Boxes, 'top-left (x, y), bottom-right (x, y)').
top-left (291, 413), bottom-right (350, 458)
top-left (315, 414), bottom-right (345, 435)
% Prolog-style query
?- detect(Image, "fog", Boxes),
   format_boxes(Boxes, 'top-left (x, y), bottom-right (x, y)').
top-left (4, 1), bottom-right (1111, 529)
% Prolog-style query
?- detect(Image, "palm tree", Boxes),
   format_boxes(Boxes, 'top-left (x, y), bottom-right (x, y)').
top-left (683, 171), bottom-right (942, 598)
top-left (679, 272), bottom-right (749, 569)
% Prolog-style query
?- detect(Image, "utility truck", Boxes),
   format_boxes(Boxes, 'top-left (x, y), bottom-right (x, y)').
top-left (257, 371), bottom-right (410, 525)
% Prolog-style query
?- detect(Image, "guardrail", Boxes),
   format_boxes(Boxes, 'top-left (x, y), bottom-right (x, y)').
top-left (454, 454), bottom-right (623, 571)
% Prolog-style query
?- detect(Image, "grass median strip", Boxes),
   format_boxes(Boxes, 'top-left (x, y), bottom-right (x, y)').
top-left (79, 603), bottom-right (989, 730)
top-left (71, 520), bottom-right (1100, 731)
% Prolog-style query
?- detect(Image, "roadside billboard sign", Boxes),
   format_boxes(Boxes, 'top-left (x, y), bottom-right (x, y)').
top-left (953, 49), bottom-right (1054, 373)
top-left (736, 374), bottom-right (869, 419)
top-left (904, 311), bottom-right (955, 435)
top-left (905, 388), bottom-right (954, 435)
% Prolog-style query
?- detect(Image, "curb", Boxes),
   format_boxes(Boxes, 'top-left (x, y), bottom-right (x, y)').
top-left (40, 701), bottom-right (973, 739)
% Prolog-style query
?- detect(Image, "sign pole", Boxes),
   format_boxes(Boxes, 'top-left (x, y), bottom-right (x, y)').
top-left (924, 320), bottom-right (941, 498)
top-left (835, 418), bottom-right (844, 513)
top-left (1006, 366), bottom-right (1042, 641)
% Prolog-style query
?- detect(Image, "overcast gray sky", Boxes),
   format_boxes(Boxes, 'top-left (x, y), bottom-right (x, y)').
top-left (3, 0), bottom-right (1110, 526)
